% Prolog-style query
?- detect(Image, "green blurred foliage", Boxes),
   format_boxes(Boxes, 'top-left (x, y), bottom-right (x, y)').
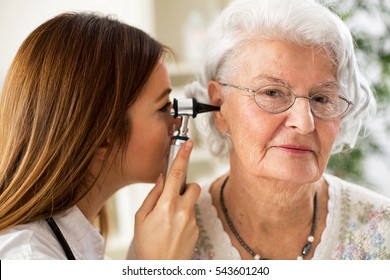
top-left (326, 0), bottom-right (390, 186)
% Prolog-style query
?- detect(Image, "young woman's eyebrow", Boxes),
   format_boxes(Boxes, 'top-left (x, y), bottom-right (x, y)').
top-left (155, 88), bottom-right (172, 103)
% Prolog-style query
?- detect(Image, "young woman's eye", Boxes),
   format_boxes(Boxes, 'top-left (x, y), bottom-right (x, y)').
top-left (159, 102), bottom-right (172, 113)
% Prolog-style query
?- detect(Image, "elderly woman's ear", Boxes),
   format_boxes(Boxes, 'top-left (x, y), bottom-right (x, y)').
top-left (208, 81), bottom-right (228, 133)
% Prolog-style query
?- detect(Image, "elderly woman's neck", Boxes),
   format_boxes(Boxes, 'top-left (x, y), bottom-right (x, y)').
top-left (221, 171), bottom-right (326, 226)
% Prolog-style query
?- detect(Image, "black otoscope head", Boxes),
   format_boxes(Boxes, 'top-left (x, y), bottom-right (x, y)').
top-left (192, 98), bottom-right (221, 117)
top-left (171, 98), bottom-right (220, 118)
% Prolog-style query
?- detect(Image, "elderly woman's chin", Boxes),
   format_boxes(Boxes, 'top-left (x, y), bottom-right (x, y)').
top-left (266, 165), bottom-right (322, 185)
top-left (250, 151), bottom-right (324, 184)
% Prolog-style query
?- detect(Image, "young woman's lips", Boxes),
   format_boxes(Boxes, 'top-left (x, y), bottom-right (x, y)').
top-left (276, 145), bottom-right (314, 154)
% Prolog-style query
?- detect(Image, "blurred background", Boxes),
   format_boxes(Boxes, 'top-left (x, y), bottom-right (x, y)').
top-left (0, 0), bottom-right (389, 259)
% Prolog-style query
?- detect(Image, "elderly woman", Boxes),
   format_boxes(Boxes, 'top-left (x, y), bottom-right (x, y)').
top-left (188, 0), bottom-right (390, 260)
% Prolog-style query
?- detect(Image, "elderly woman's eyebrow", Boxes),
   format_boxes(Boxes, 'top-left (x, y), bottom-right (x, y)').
top-left (316, 81), bottom-right (340, 88)
top-left (252, 75), bottom-right (290, 87)
top-left (252, 75), bottom-right (340, 90)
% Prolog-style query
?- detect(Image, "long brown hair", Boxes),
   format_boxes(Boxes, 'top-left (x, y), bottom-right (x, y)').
top-left (0, 12), bottom-right (166, 234)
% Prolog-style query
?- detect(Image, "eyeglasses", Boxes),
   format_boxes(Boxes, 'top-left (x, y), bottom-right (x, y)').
top-left (218, 82), bottom-right (353, 120)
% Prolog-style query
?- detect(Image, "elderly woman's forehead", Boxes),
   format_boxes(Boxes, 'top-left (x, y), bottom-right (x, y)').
top-left (235, 39), bottom-right (332, 56)
top-left (230, 39), bottom-right (337, 69)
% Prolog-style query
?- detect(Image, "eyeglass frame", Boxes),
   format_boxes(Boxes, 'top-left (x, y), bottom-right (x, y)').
top-left (217, 82), bottom-right (354, 120)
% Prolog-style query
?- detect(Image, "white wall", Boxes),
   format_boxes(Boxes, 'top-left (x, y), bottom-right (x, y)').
top-left (0, 0), bottom-right (154, 90)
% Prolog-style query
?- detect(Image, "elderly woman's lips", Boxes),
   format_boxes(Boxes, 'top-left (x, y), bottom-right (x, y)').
top-left (276, 145), bottom-right (313, 154)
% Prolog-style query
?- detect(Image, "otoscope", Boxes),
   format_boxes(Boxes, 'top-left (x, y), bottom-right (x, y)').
top-left (166, 98), bottom-right (220, 194)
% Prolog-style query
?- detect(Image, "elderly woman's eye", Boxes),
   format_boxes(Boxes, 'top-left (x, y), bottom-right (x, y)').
top-left (312, 94), bottom-right (330, 104)
top-left (260, 89), bottom-right (285, 98)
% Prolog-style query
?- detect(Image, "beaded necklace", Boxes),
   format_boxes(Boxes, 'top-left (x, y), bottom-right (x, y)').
top-left (219, 176), bottom-right (318, 260)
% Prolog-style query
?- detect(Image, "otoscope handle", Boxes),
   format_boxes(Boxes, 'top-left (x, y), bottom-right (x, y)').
top-left (166, 135), bottom-right (189, 195)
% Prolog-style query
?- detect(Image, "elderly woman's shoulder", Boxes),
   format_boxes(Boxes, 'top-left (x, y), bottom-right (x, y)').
top-left (324, 173), bottom-right (390, 259)
top-left (325, 173), bottom-right (390, 207)
top-left (325, 172), bottom-right (390, 233)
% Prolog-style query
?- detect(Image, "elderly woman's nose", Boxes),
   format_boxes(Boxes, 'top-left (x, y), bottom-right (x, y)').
top-left (285, 99), bottom-right (315, 134)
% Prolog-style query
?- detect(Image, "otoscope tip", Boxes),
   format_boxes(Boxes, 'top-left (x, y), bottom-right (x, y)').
top-left (192, 98), bottom-right (220, 117)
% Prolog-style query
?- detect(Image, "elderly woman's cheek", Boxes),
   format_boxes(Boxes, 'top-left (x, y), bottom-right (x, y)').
top-left (317, 120), bottom-right (341, 166)
top-left (323, 120), bottom-right (341, 151)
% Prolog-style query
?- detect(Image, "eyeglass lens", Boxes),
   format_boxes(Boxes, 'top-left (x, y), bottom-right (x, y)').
top-left (253, 85), bottom-right (350, 119)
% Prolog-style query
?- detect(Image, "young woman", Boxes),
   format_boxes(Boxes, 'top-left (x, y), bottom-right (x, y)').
top-left (0, 12), bottom-right (200, 259)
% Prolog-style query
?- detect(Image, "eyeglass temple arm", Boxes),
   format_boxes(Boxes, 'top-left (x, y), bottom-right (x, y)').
top-left (218, 82), bottom-right (257, 94)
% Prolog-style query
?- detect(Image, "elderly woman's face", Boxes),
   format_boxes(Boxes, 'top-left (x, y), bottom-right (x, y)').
top-left (214, 40), bottom-right (341, 184)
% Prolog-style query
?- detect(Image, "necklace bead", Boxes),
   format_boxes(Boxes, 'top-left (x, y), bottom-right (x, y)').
top-left (219, 176), bottom-right (318, 260)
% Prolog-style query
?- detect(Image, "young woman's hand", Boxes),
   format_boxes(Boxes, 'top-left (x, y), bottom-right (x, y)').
top-left (133, 140), bottom-right (200, 259)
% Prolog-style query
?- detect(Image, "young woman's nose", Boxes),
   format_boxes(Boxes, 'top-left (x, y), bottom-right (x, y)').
top-left (285, 98), bottom-right (315, 134)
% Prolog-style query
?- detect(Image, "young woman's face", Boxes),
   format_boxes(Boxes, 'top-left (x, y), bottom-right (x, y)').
top-left (215, 40), bottom-right (341, 184)
top-left (119, 61), bottom-right (178, 184)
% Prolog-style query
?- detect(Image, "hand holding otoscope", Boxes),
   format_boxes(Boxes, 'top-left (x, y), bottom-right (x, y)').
top-left (133, 98), bottom-right (219, 259)
top-left (165, 98), bottom-right (220, 194)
